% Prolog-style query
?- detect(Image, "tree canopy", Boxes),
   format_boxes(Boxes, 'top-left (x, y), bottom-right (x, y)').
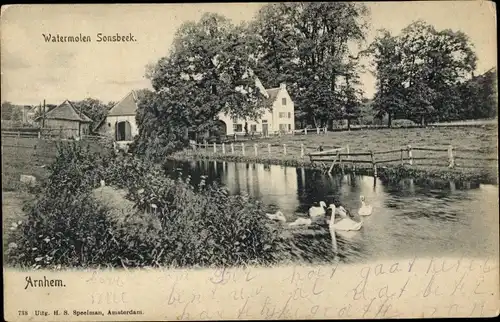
top-left (368, 21), bottom-right (479, 126)
top-left (252, 2), bottom-right (369, 128)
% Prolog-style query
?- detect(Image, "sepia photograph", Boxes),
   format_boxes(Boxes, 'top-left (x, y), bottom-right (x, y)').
top-left (2, 1), bottom-right (498, 320)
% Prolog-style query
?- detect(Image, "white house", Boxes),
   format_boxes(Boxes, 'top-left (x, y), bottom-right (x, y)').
top-left (94, 90), bottom-right (139, 142)
top-left (216, 78), bottom-right (295, 136)
top-left (95, 76), bottom-right (295, 142)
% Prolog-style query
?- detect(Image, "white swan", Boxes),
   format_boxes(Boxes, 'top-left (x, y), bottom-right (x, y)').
top-left (327, 204), bottom-right (363, 231)
top-left (265, 210), bottom-right (287, 223)
top-left (288, 217), bottom-right (312, 227)
top-left (358, 196), bottom-right (373, 216)
top-left (309, 201), bottom-right (327, 219)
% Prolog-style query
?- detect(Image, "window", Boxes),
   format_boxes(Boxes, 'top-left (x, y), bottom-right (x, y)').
top-left (288, 112), bottom-right (291, 119)
top-left (250, 124), bottom-right (257, 132)
top-left (108, 123), bottom-right (111, 127)
top-left (282, 98), bottom-right (286, 105)
top-left (233, 124), bottom-right (243, 132)
top-left (288, 124), bottom-right (291, 131)
top-left (279, 112), bottom-right (287, 118)
top-left (262, 120), bottom-right (268, 124)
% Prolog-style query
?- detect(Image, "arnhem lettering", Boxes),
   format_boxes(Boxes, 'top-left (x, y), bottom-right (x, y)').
top-left (25, 276), bottom-right (65, 289)
top-left (42, 33), bottom-right (137, 43)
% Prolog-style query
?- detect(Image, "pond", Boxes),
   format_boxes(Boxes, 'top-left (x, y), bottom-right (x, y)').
top-left (165, 160), bottom-right (499, 264)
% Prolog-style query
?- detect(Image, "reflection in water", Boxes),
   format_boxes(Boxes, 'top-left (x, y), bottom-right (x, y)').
top-left (165, 160), bottom-right (499, 264)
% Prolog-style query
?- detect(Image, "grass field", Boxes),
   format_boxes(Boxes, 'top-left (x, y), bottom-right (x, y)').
top-left (1, 137), bottom-right (108, 191)
top-left (173, 125), bottom-right (498, 181)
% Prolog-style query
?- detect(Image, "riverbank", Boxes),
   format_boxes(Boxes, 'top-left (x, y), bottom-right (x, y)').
top-left (168, 150), bottom-right (498, 186)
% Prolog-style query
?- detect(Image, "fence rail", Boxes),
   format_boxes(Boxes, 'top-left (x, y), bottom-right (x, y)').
top-left (187, 140), bottom-right (497, 177)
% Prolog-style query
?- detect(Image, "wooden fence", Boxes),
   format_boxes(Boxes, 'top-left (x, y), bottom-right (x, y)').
top-left (308, 144), bottom-right (498, 176)
top-left (1, 130), bottom-right (112, 148)
top-left (188, 141), bottom-right (498, 177)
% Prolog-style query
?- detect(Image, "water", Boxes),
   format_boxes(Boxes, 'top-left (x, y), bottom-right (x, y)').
top-left (165, 160), bottom-right (499, 264)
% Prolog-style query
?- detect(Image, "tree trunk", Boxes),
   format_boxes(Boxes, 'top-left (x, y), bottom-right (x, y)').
top-left (244, 121), bottom-right (248, 136)
top-left (347, 118), bottom-right (351, 131)
top-left (388, 113), bottom-right (392, 128)
top-left (313, 117), bottom-right (319, 128)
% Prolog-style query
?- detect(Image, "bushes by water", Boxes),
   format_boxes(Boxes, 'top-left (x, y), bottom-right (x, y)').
top-left (5, 142), bottom-right (288, 269)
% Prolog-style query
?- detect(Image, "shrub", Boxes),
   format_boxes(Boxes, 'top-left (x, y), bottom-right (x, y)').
top-left (6, 141), bottom-right (289, 269)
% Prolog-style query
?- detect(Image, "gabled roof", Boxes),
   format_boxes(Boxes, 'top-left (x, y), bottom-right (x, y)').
top-left (36, 100), bottom-right (92, 123)
top-left (265, 88), bottom-right (280, 104)
top-left (108, 91), bottom-right (138, 116)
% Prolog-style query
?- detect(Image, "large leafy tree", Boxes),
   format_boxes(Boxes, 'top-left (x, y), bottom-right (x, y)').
top-left (252, 2), bottom-right (369, 128)
top-left (136, 13), bottom-right (270, 159)
top-left (369, 30), bottom-right (407, 127)
top-left (72, 98), bottom-right (115, 130)
top-left (369, 21), bottom-right (477, 126)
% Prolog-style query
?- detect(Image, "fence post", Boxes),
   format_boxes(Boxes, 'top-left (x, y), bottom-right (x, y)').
top-left (300, 144), bottom-right (304, 158)
top-left (222, 143), bottom-right (226, 154)
top-left (267, 143), bottom-right (271, 155)
top-left (346, 144), bottom-right (350, 160)
top-left (370, 151), bottom-right (378, 177)
top-left (231, 143), bottom-right (234, 154)
top-left (339, 153), bottom-right (343, 173)
top-left (38, 131), bottom-right (41, 139)
top-left (205, 141), bottom-right (208, 150)
top-left (254, 143), bottom-right (258, 156)
top-left (324, 127), bottom-right (327, 134)
top-left (316, 127), bottom-right (320, 135)
top-left (400, 148), bottom-right (404, 165)
top-left (242, 143), bottom-right (245, 156)
top-left (283, 144), bottom-right (287, 155)
top-left (448, 145), bottom-right (455, 168)
top-left (407, 145), bottom-right (413, 165)
top-left (305, 128), bottom-right (307, 135)
top-left (213, 142), bottom-right (216, 153)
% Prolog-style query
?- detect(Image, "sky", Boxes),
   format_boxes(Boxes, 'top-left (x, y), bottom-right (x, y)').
top-left (1, 2), bottom-right (497, 105)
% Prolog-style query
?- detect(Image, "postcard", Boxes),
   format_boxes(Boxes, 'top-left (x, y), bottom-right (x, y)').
top-left (2, 2), bottom-right (499, 321)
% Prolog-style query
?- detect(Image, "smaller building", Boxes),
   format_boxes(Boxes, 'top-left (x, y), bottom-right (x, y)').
top-left (94, 91), bottom-right (139, 142)
top-left (35, 100), bottom-right (92, 138)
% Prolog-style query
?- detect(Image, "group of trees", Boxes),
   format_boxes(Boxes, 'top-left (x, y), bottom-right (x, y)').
top-left (251, 2), bottom-right (369, 130)
top-left (136, 3), bottom-right (372, 157)
top-left (1, 99), bottom-right (116, 130)
top-left (137, 3), bottom-right (496, 158)
top-left (369, 20), bottom-right (496, 127)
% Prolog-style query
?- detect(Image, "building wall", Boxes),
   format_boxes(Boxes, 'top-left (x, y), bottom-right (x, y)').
top-left (98, 115), bottom-right (139, 141)
top-left (218, 87), bottom-right (295, 136)
top-left (44, 119), bottom-right (90, 138)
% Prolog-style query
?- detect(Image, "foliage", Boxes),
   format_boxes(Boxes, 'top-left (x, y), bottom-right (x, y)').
top-left (368, 21), bottom-right (479, 126)
top-left (140, 13), bottom-right (271, 156)
top-left (72, 98), bottom-right (116, 131)
top-left (252, 2), bottom-right (369, 127)
top-left (6, 142), bottom-right (289, 268)
top-left (1, 101), bottom-right (16, 120)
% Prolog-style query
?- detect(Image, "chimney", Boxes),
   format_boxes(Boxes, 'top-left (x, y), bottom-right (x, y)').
top-left (280, 83), bottom-right (286, 90)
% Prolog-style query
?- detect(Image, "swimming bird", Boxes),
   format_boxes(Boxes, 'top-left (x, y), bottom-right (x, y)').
top-left (327, 204), bottom-right (363, 231)
top-left (309, 201), bottom-right (327, 219)
top-left (265, 210), bottom-right (287, 223)
top-left (358, 196), bottom-right (373, 216)
top-left (288, 217), bottom-right (312, 227)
